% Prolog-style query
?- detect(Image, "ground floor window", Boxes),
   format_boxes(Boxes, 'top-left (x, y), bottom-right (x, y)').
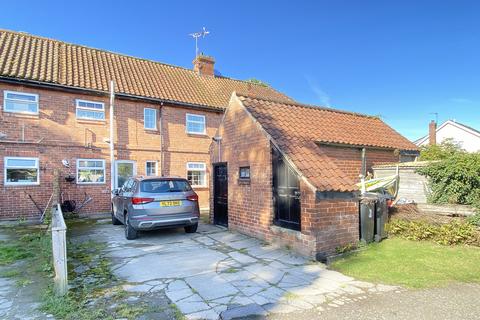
top-left (77, 159), bottom-right (105, 184)
top-left (187, 162), bottom-right (206, 187)
top-left (4, 157), bottom-right (39, 185)
top-left (146, 161), bottom-right (157, 176)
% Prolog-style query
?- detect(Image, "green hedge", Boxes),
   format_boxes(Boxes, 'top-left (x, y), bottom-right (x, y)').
top-left (387, 219), bottom-right (480, 246)
top-left (417, 152), bottom-right (480, 208)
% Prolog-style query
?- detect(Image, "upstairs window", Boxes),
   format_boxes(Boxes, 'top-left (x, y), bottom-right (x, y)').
top-left (4, 157), bottom-right (39, 185)
top-left (144, 108), bottom-right (157, 130)
top-left (77, 159), bottom-right (105, 184)
top-left (146, 161), bottom-right (157, 176)
top-left (76, 99), bottom-right (105, 121)
top-left (3, 91), bottom-right (39, 115)
top-left (187, 162), bottom-right (206, 187)
top-left (186, 114), bottom-right (206, 135)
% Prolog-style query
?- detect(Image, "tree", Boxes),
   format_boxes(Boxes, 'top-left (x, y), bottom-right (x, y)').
top-left (419, 138), bottom-right (465, 161)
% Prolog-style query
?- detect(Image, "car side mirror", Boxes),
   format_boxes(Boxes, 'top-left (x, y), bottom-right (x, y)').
top-left (112, 189), bottom-right (120, 196)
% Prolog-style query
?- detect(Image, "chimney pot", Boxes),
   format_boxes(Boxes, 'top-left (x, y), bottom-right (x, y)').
top-left (429, 120), bottom-right (437, 145)
top-left (193, 55), bottom-right (215, 76)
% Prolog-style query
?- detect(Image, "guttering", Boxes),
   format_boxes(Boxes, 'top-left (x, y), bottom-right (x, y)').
top-left (315, 140), bottom-right (397, 151)
top-left (0, 77), bottom-right (224, 113)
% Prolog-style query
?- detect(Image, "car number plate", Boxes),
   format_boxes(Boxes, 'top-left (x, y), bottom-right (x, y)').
top-left (160, 200), bottom-right (181, 207)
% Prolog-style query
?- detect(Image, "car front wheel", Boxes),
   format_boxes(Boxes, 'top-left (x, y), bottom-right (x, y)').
top-left (124, 214), bottom-right (138, 240)
top-left (185, 223), bottom-right (198, 234)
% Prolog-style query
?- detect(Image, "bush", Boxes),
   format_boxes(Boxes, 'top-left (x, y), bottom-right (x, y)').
top-left (419, 138), bottom-right (464, 161)
top-left (467, 214), bottom-right (480, 227)
top-left (387, 219), bottom-right (479, 246)
top-left (417, 152), bottom-right (480, 208)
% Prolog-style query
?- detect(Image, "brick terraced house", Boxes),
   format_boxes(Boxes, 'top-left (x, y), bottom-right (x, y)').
top-left (210, 94), bottom-right (418, 258)
top-left (0, 29), bottom-right (292, 219)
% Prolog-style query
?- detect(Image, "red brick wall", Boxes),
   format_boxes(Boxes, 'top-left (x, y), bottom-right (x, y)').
top-left (210, 96), bottom-right (274, 237)
top-left (210, 97), bottom-right (317, 257)
top-left (210, 98), bottom-right (399, 258)
top-left (0, 82), bottom-right (222, 219)
top-left (321, 145), bottom-right (399, 179)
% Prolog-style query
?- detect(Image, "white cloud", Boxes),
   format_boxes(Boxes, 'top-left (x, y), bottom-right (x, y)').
top-left (305, 75), bottom-right (331, 107)
top-left (449, 97), bottom-right (473, 104)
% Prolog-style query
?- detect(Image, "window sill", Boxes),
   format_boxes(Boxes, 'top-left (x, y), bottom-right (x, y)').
top-left (192, 186), bottom-right (208, 190)
top-left (186, 133), bottom-right (209, 138)
top-left (144, 128), bottom-right (159, 133)
top-left (76, 119), bottom-right (107, 125)
top-left (4, 183), bottom-right (40, 187)
top-left (238, 179), bottom-right (251, 185)
top-left (2, 112), bottom-right (40, 119)
top-left (76, 182), bottom-right (106, 185)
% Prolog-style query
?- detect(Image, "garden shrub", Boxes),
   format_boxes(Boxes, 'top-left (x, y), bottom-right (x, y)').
top-left (418, 138), bottom-right (464, 161)
top-left (417, 152), bottom-right (480, 208)
top-left (467, 214), bottom-right (480, 227)
top-left (387, 219), bottom-right (479, 246)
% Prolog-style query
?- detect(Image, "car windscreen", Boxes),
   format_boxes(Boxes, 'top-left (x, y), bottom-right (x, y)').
top-left (140, 179), bottom-right (192, 193)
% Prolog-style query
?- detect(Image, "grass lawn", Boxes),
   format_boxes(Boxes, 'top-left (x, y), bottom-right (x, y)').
top-left (330, 238), bottom-right (480, 288)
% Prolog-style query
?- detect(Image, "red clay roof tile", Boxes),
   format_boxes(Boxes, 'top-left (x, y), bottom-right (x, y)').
top-left (0, 30), bottom-right (292, 109)
top-left (238, 95), bottom-right (418, 192)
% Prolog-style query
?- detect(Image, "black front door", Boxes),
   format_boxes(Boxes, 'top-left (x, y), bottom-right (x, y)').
top-left (272, 147), bottom-right (301, 231)
top-left (213, 163), bottom-right (228, 227)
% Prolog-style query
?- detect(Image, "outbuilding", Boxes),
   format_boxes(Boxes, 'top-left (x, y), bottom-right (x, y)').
top-left (209, 93), bottom-right (418, 259)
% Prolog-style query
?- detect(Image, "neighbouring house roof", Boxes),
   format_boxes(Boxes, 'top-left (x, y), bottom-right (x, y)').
top-left (0, 29), bottom-right (292, 110)
top-left (414, 120), bottom-right (480, 146)
top-left (237, 94), bottom-right (418, 192)
top-left (373, 160), bottom-right (430, 169)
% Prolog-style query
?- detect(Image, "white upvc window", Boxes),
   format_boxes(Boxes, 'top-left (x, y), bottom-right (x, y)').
top-left (186, 113), bottom-right (206, 135)
top-left (144, 108), bottom-right (157, 130)
top-left (4, 157), bottom-right (40, 186)
top-left (186, 162), bottom-right (206, 187)
top-left (145, 161), bottom-right (158, 176)
top-left (76, 159), bottom-right (105, 184)
top-left (3, 91), bottom-right (39, 115)
top-left (76, 99), bottom-right (105, 121)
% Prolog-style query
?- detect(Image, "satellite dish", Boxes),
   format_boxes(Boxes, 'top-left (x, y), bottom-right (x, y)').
top-left (62, 159), bottom-right (70, 168)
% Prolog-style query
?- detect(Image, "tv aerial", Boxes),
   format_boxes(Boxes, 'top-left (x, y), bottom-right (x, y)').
top-left (189, 27), bottom-right (210, 57)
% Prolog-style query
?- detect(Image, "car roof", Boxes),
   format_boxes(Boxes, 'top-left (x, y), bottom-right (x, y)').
top-left (134, 175), bottom-right (187, 182)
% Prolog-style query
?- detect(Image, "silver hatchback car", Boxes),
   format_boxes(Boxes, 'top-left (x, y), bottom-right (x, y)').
top-left (111, 176), bottom-right (200, 239)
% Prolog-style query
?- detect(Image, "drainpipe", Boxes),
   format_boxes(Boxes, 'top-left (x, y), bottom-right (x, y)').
top-left (360, 147), bottom-right (366, 195)
top-left (109, 80), bottom-right (115, 196)
top-left (159, 103), bottom-right (164, 176)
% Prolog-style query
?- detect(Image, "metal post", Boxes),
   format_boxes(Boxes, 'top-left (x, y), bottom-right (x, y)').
top-left (109, 80), bottom-right (115, 196)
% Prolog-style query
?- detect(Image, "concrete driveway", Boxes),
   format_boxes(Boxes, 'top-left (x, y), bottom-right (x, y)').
top-left (73, 220), bottom-right (398, 320)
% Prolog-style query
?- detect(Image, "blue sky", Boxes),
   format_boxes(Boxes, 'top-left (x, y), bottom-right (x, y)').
top-left (1, 0), bottom-right (478, 140)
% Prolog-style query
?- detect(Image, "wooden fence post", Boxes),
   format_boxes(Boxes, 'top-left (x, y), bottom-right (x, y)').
top-left (51, 204), bottom-right (68, 296)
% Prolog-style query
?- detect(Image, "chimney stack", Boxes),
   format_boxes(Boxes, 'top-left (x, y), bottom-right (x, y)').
top-left (193, 55), bottom-right (215, 76)
top-left (429, 120), bottom-right (437, 145)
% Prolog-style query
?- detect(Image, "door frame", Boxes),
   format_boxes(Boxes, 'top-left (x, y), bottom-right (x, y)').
top-left (272, 147), bottom-right (301, 231)
top-left (114, 160), bottom-right (137, 189)
top-left (212, 162), bottom-right (228, 227)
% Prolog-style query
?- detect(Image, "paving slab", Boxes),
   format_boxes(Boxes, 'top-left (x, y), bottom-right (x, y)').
top-left (228, 251), bottom-right (258, 264)
top-left (185, 273), bottom-right (239, 301)
top-left (221, 303), bottom-right (267, 320)
top-left (69, 221), bottom-right (381, 319)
